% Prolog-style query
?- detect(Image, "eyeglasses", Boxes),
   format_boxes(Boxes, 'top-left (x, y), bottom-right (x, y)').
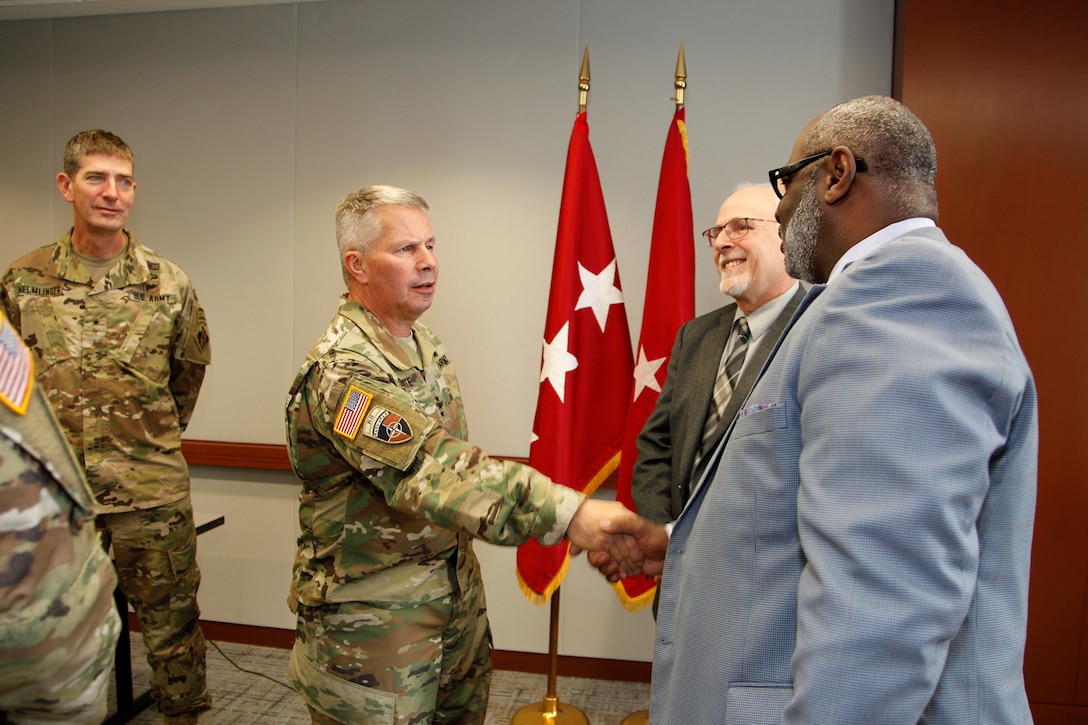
top-left (768, 150), bottom-right (868, 199)
top-left (701, 218), bottom-right (778, 246)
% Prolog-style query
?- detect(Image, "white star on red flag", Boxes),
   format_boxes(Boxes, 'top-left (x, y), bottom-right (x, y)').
top-left (539, 320), bottom-right (579, 403)
top-left (631, 344), bottom-right (665, 402)
top-left (575, 258), bottom-right (624, 332)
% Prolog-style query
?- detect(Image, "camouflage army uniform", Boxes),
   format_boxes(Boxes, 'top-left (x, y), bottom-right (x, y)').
top-left (0, 311), bottom-right (121, 724)
top-left (0, 230), bottom-right (213, 722)
top-left (285, 296), bottom-right (583, 725)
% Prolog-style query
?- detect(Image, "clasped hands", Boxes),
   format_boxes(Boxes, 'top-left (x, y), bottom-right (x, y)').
top-left (565, 499), bottom-right (668, 581)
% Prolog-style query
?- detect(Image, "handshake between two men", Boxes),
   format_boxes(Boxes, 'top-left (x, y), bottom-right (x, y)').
top-left (565, 500), bottom-right (668, 582)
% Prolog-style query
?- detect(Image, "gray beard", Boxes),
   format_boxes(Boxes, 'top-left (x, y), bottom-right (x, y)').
top-left (719, 273), bottom-right (749, 300)
top-left (782, 175), bottom-right (821, 284)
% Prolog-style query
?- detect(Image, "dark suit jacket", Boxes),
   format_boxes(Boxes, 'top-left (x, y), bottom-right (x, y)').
top-left (631, 284), bottom-right (806, 524)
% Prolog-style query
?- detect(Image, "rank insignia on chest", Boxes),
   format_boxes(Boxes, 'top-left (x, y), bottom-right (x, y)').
top-left (333, 385), bottom-right (373, 440)
top-left (362, 407), bottom-right (413, 444)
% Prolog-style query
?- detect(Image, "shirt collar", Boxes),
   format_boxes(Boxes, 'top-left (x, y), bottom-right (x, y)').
top-left (338, 294), bottom-right (439, 370)
top-left (826, 218), bottom-right (936, 284)
top-left (734, 280), bottom-right (800, 340)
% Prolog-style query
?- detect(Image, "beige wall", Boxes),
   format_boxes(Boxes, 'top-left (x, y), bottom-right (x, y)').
top-left (1, 0), bottom-right (894, 660)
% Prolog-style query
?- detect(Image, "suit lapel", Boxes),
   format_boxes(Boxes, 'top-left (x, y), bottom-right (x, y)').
top-left (676, 305), bottom-right (735, 488)
top-left (748, 283), bottom-right (825, 388)
top-left (683, 283), bottom-right (827, 514)
top-left (720, 287), bottom-right (806, 435)
top-left (694, 285), bottom-right (809, 475)
top-left (689, 306), bottom-right (735, 428)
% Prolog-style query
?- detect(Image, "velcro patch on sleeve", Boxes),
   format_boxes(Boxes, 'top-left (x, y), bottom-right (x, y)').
top-left (0, 315), bottom-right (33, 415)
top-left (333, 381), bottom-right (433, 471)
top-left (333, 385), bottom-right (373, 440)
top-left (362, 407), bottom-right (413, 444)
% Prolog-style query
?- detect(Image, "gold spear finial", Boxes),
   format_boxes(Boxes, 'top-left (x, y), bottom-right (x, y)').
top-left (578, 46), bottom-right (591, 114)
top-left (674, 42), bottom-right (687, 108)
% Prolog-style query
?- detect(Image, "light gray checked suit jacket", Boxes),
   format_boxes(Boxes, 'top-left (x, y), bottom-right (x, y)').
top-left (652, 227), bottom-right (1037, 724)
top-left (632, 285), bottom-right (807, 524)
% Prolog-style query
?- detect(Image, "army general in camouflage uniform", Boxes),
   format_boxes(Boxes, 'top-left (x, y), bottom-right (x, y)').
top-left (0, 310), bottom-right (121, 724)
top-left (0, 130), bottom-right (212, 725)
top-left (286, 185), bottom-right (629, 725)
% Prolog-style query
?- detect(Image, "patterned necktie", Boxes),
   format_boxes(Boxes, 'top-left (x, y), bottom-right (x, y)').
top-left (699, 316), bottom-right (750, 458)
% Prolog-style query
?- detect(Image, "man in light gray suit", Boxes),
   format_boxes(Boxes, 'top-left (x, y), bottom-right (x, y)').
top-left (633, 183), bottom-right (803, 525)
top-left (584, 96), bottom-right (1037, 724)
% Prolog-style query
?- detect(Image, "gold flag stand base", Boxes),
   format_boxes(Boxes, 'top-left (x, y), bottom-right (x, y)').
top-left (620, 709), bottom-right (649, 724)
top-left (511, 695), bottom-right (589, 725)
top-left (510, 588), bottom-right (590, 724)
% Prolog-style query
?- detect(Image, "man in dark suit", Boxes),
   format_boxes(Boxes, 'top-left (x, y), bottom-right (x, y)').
top-left (631, 183), bottom-right (803, 525)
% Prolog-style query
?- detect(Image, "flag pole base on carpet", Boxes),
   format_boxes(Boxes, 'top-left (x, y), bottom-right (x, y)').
top-left (510, 587), bottom-right (589, 725)
top-left (620, 709), bottom-right (649, 724)
top-left (511, 695), bottom-right (589, 725)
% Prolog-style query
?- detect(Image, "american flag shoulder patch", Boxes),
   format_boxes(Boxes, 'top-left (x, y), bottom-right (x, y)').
top-left (0, 316), bottom-right (33, 416)
top-left (333, 385), bottom-right (373, 440)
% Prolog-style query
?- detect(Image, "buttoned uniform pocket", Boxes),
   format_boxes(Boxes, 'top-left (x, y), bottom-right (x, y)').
top-left (16, 296), bottom-right (76, 373)
top-left (113, 296), bottom-right (179, 381)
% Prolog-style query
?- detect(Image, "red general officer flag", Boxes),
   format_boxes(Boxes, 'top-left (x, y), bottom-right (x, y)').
top-left (613, 107), bottom-right (695, 610)
top-left (516, 111), bottom-right (634, 605)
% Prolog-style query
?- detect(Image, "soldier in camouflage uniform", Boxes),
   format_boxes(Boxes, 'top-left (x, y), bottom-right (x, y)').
top-left (0, 130), bottom-right (212, 725)
top-left (0, 309), bottom-right (121, 724)
top-left (285, 185), bottom-right (629, 725)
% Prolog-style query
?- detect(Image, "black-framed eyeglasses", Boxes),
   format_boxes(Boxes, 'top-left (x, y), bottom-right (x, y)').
top-left (701, 217), bottom-right (778, 246)
top-left (768, 150), bottom-right (868, 199)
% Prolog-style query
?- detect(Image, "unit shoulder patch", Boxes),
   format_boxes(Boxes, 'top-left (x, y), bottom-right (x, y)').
top-left (330, 380), bottom-right (432, 471)
top-left (362, 407), bottom-right (413, 444)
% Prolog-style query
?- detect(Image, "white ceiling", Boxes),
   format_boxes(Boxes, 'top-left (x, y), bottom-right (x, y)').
top-left (0, 0), bottom-right (333, 21)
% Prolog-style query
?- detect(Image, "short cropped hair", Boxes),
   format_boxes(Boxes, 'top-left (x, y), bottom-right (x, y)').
top-left (802, 96), bottom-right (937, 215)
top-left (335, 185), bottom-right (430, 286)
top-left (62, 130), bottom-right (134, 177)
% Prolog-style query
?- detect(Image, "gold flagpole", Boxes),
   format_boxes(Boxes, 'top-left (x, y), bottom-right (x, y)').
top-left (511, 589), bottom-right (588, 724)
top-left (619, 41), bottom-right (687, 725)
top-left (578, 45), bottom-right (591, 115)
top-left (511, 46), bottom-right (595, 725)
top-left (674, 42), bottom-right (687, 108)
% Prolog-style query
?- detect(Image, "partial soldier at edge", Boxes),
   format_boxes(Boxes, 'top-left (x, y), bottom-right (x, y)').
top-left (0, 309), bottom-right (121, 724)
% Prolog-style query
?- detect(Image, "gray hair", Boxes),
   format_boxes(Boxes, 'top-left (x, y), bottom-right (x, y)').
top-left (803, 96), bottom-right (937, 216)
top-left (733, 181), bottom-right (775, 195)
top-left (335, 185), bottom-right (429, 286)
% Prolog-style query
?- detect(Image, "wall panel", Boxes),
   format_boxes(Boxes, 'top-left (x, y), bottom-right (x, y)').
top-left (1, 0), bottom-right (895, 663)
top-left (897, 0), bottom-right (1088, 718)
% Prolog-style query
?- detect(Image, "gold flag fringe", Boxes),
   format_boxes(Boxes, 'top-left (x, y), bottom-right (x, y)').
top-left (583, 450), bottom-right (621, 497)
top-left (516, 451), bottom-right (623, 606)
top-left (610, 579), bottom-right (656, 612)
top-left (517, 552), bottom-right (570, 606)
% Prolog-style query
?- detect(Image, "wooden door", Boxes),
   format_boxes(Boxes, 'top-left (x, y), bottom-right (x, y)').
top-left (895, 1), bottom-right (1088, 721)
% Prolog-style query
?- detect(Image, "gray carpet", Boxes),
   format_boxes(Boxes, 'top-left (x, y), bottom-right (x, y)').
top-left (108, 634), bottom-right (650, 724)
